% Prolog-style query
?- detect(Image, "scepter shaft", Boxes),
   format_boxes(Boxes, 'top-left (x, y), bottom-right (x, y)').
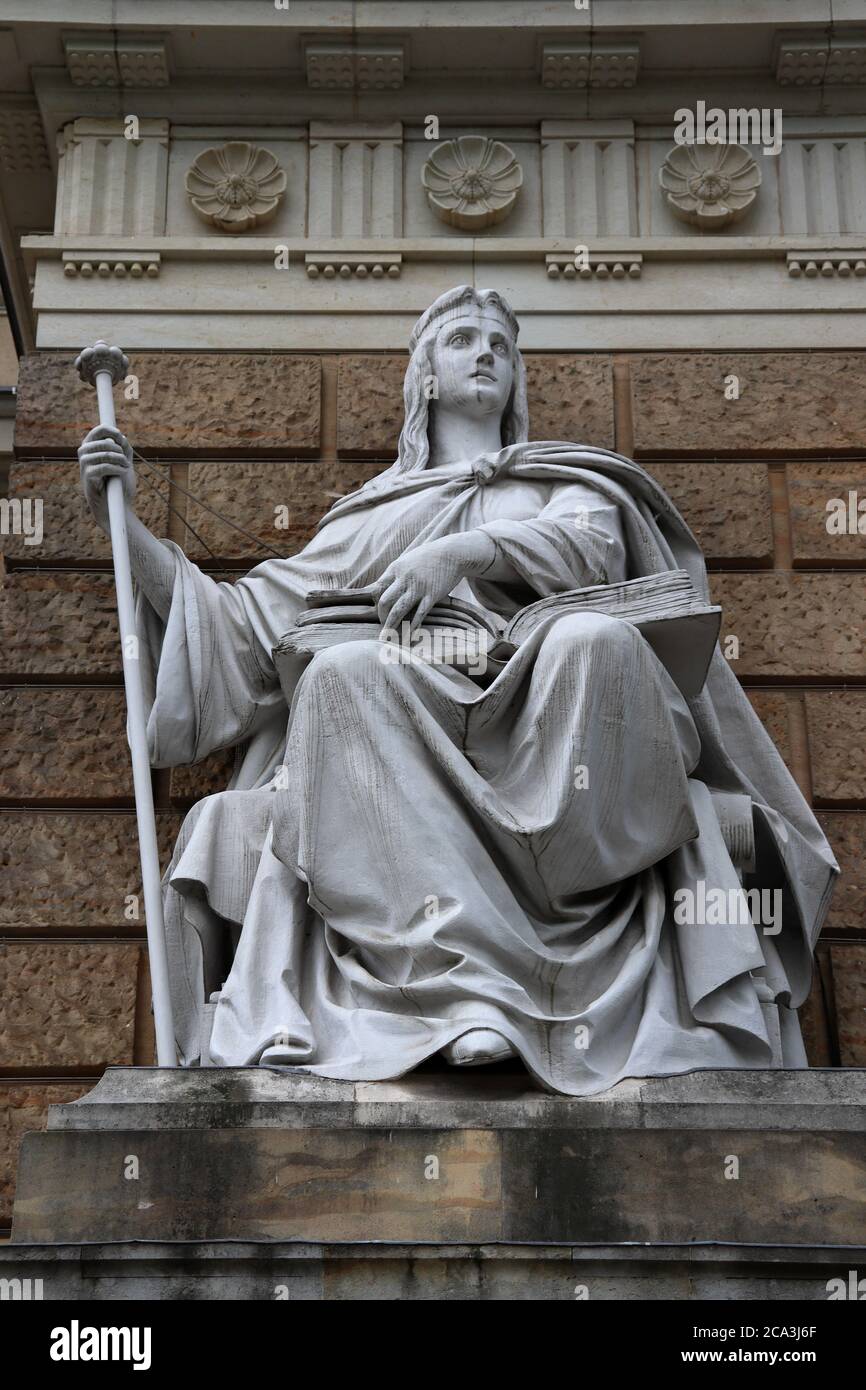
top-left (78, 344), bottom-right (177, 1066)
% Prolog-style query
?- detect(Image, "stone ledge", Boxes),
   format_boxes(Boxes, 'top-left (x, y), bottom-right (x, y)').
top-left (0, 1238), bottom-right (861, 1301)
top-left (47, 1065), bottom-right (866, 1132)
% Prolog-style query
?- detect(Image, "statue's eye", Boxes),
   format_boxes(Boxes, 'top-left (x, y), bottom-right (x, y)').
top-left (493, 342), bottom-right (509, 356)
top-left (450, 333), bottom-right (470, 346)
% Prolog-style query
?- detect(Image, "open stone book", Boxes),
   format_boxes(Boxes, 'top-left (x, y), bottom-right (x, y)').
top-left (273, 568), bottom-right (721, 698)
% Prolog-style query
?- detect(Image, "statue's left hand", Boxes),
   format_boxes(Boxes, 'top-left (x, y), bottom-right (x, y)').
top-left (370, 534), bottom-right (494, 634)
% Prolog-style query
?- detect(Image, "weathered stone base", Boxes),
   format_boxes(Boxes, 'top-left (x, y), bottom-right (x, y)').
top-left (0, 1239), bottom-right (861, 1302)
top-left (5, 1067), bottom-right (865, 1300)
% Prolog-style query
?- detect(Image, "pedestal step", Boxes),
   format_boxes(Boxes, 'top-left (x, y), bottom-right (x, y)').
top-left (1, 1240), bottom-right (863, 1302)
top-left (9, 1067), bottom-right (866, 1250)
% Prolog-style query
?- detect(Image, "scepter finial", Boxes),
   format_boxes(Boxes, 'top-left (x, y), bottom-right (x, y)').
top-left (74, 340), bottom-right (129, 387)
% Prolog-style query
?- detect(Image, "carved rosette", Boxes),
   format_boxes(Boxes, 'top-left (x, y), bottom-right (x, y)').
top-left (659, 143), bottom-right (761, 229)
top-left (421, 136), bottom-right (523, 230)
top-left (185, 142), bottom-right (287, 233)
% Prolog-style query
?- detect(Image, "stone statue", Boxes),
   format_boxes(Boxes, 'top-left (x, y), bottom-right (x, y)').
top-left (78, 285), bottom-right (837, 1094)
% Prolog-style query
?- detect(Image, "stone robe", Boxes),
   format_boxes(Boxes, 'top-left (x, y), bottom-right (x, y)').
top-left (138, 442), bottom-right (838, 1094)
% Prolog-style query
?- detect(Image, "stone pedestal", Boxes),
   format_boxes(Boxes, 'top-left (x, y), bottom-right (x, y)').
top-left (3, 1067), bottom-right (865, 1300)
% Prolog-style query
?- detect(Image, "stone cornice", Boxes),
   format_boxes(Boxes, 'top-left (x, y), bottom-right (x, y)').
top-left (22, 230), bottom-right (866, 353)
top-left (0, 2), bottom-right (847, 32)
top-left (23, 232), bottom-right (866, 263)
top-left (26, 73), bottom-right (866, 152)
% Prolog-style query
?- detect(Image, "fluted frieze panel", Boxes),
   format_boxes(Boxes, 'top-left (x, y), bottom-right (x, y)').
top-left (308, 123), bottom-right (403, 238)
top-left (541, 122), bottom-right (637, 238)
top-left (55, 119), bottom-right (169, 237)
top-left (778, 138), bottom-right (866, 235)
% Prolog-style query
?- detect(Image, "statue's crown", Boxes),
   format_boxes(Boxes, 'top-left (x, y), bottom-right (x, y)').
top-left (408, 285), bottom-right (519, 354)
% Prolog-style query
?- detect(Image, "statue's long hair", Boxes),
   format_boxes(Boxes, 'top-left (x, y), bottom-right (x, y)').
top-left (388, 286), bottom-right (530, 475)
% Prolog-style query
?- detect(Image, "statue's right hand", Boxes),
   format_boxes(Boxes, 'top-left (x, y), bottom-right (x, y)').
top-left (78, 424), bottom-right (136, 526)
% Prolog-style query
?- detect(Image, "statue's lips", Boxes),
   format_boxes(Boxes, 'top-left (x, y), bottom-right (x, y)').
top-left (470, 370), bottom-right (497, 383)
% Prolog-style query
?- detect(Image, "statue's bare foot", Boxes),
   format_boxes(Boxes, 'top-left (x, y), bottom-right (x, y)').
top-left (441, 1028), bottom-right (516, 1066)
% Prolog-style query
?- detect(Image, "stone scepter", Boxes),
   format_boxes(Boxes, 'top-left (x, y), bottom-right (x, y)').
top-left (74, 341), bottom-right (176, 1066)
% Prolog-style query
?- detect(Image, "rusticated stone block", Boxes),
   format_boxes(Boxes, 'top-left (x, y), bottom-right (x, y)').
top-left (14, 353), bottom-right (321, 456)
top-left (648, 462), bottom-right (772, 563)
top-left (4, 459), bottom-right (169, 563)
top-left (0, 942), bottom-right (140, 1068)
top-left (797, 951), bottom-right (832, 1068)
top-left (709, 573), bottom-right (866, 679)
top-left (523, 356), bottom-right (614, 449)
top-left (830, 944), bottom-right (866, 1066)
top-left (747, 691), bottom-right (792, 771)
top-left (0, 689), bottom-right (132, 803)
top-left (184, 460), bottom-right (382, 563)
top-left (817, 813), bottom-right (866, 934)
top-left (0, 1083), bottom-right (91, 1227)
top-left (806, 692), bottom-right (866, 806)
top-left (0, 571), bottom-right (120, 678)
top-left (336, 355), bottom-right (405, 459)
top-left (631, 353), bottom-right (866, 455)
top-left (336, 354), bottom-right (615, 457)
top-left (787, 462), bottom-right (866, 566)
top-left (0, 812), bottom-right (182, 930)
top-left (170, 749), bottom-right (236, 806)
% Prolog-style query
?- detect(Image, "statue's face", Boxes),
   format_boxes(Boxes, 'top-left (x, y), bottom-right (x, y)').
top-left (429, 311), bottom-right (515, 422)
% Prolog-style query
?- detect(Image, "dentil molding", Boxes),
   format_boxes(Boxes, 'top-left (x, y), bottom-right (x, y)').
top-left (540, 41), bottom-right (641, 90)
top-left (305, 43), bottom-right (406, 90)
top-left (774, 30), bottom-right (866, 87)
top-left (63, 32), bottom-right (170, 88)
